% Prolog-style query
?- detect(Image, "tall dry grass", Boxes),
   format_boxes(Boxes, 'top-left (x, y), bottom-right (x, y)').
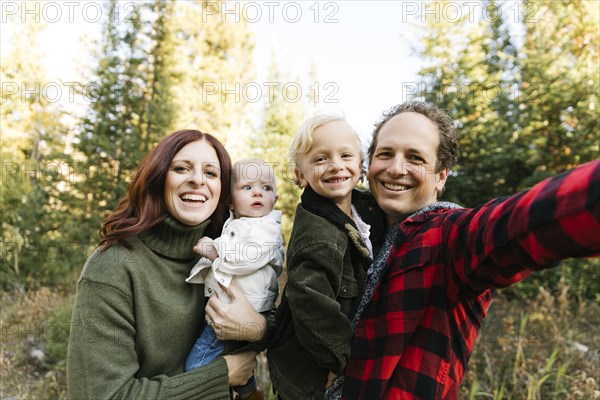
top-left (461, 278), bottom-right (599, 399)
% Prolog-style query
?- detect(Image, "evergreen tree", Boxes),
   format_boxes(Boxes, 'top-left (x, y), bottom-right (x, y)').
top-left (170, 0), bottom-right (256, 144)
top-left (70, 0), bottom-right (148, 246)
top-left (415, 0), bottom-right (529, 206)
top-left (0, 14), bottom-right (68, 286)
top-left (509, 0), bottom-right (600, 301)
top-left (69, 0), bottom-right (180, 250)
top-left (518, 0), bottom-right (599, 186)
top-left (142, 0), bottom-right (178, 152)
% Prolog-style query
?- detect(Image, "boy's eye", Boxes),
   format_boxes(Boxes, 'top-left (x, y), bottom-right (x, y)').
top-left (262, 185), bottom-right (273, 191)
top-left (242, 185), bottom-right (252, 190)
top-left (342, 153), bottom-right (354, 158)
top-left (313, 156), bottom-right (327, 163)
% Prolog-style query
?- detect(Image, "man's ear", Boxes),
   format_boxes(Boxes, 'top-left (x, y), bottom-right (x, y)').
top-left (435, 168), bottom-right (449, 196)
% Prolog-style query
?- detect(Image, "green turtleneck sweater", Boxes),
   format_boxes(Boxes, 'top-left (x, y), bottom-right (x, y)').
top-left (67, 217), bottom-right (231, 399)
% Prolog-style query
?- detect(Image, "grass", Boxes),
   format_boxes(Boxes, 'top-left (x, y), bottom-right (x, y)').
top-left (1, 278), bottom-right (598, 399)
top-left (460, 278), bottom-right (600, 399)
top-left (0, 285), bottom-right (72, 400)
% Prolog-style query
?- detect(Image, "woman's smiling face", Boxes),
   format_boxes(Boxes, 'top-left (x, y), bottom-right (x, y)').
top-left (163, 139), bottom-right (222, 226)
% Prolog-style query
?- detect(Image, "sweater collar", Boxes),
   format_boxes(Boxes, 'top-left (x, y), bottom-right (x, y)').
top-left (139, 216), bottom-right (210, 260)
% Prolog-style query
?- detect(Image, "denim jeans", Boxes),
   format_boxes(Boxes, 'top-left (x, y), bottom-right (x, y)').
top-left (185, 324), bottom-right (257, 394)
top-left (185, 325), bottom-right (225, 371)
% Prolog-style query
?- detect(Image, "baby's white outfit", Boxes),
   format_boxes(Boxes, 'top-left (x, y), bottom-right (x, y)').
top-left (186, 210), bottom-right (284, 312)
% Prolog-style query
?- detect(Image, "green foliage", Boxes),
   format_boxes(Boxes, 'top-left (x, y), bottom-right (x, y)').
top-left (70, 0), bottom-right (150, 242)
top-left (143, 0), bottom-right (179, 152)
top-left (414, 0), bottom-right (599, 300)
top-left (2, 0), bottom-right (258, 287)
top-left (0, 13), bottom-right (73, 287)
top-left (503, 258), bottom-right (600, 304)
top-left (518, 0), bottom-right (599, 186)
top-left (169, 0), bottom-right (256, 143)
top-left (415, 0), bottom-right (531, 207)
top-left (45, 303), bottom-right (73, 366)
top-left (414, 0), bottom-right (599, 208)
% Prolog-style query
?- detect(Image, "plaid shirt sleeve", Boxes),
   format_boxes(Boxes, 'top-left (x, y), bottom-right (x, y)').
top-left (447, 159), bottom-right (600, 293)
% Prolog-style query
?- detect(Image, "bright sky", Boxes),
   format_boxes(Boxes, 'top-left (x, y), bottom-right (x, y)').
top-left (2, 1), bottom-right (523, 141)
top-left (251, 1), bottom-right (421, 139)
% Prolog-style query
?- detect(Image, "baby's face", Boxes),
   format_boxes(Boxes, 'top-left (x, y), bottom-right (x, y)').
top-left (230, 163), bottom-right (278, 218)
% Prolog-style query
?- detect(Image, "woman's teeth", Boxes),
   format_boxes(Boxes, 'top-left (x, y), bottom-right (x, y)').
top-left (181, 194), bottom-right (206, 202)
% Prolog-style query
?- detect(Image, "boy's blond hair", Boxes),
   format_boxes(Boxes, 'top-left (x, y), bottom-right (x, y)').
top-left (288, 115), bottom-right (364, 186)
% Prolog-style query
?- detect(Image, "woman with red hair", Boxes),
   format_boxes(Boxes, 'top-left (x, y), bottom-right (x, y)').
top-left (67, 130), bottom-right (269, 399)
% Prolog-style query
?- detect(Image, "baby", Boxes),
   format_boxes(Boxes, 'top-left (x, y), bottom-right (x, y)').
top-left (186, 158), bottom-right (284, 400)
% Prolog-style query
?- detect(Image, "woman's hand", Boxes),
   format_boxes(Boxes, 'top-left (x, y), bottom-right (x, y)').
top-left (223, 351), bottom-right (257, 386)
top-left (204, 281), bottom-right (267, 342)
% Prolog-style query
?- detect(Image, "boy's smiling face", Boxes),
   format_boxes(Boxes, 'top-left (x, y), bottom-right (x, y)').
top-left (295, 120), bottom-right (363, 215)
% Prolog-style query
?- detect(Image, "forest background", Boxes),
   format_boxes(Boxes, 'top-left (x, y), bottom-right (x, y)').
top-left (1, 1), bottom-right (598, 398)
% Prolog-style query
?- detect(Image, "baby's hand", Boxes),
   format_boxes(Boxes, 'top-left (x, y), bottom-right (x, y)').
top-left (194, 237), bottom-right (218, 261)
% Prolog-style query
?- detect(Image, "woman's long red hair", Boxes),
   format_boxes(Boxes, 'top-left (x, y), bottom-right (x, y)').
top-left (99, 130), bottom-right (232, 250)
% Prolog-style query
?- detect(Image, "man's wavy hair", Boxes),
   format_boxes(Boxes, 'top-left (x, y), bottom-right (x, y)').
top-left (367, 101), bottom-right (459, 172)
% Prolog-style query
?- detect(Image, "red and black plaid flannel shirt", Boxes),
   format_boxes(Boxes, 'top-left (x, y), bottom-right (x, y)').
top-left (342, 160), bottom-right (600, 399)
